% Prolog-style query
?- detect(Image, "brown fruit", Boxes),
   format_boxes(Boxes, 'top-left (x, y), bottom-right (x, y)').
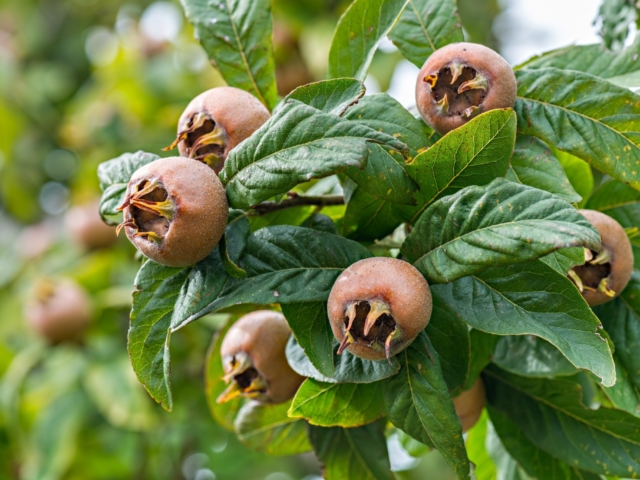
top-left (25, 279), bottom-right (91, 343)
top-left (568, 210), bottom-right (633, 306)
top-left (327, 257), bottom-right (432, 362)
top-left (453, 378), bottom-right (486, 433)
top-left (117, 156), bottom-right (228, 267)
top-left (217, 310), bottom-right (304, 404)
top-left (164, 86), bottom-right (270, 173)
top-left (65, 200), bottom-right (116, 250)
top-left (415, 42), bottom-right (516, 135)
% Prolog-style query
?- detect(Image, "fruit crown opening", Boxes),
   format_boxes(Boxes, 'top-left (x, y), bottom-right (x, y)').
top-left (424, 62), bottom-right (488, 119)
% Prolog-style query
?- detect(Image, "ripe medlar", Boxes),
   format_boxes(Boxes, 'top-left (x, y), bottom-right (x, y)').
top-left (453, 378), bottom-right (486, 433)
top-left (117, 156), bottom-right (228, 267)
top-left (164, 86), bottom-right (270, 173)
top-left (327, 257), bottom-right (432, 362)
top-left (415, 42), bottom-right (516, 135)
top-left (568, 210), bottom-right (633, 306)
top-left (65, 200), bottom-right (116, 250)
top-left (24, 279), bottom-right (91, 344)
top-left (217, 310), bottom-right (304, 404)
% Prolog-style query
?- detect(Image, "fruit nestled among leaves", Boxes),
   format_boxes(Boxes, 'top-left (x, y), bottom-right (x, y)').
top-left (24, 279), bottom-right (91, 343)
top-left (416, 42), bottom-right (516, 135)
top-left (568, 209), bottom-right (633, 306)
top-left (65, 200), bottom-right (116, 250)
top-left (217, 310), bottom-right (304, 405)
top-left (164, 86), bottom-right (270, 173)
top-left (327, 257), bottom-right (432, 362)
top-left (117, 156), bottom-right (228, 267)
top-left (453, 378), bottom-right (486, 433)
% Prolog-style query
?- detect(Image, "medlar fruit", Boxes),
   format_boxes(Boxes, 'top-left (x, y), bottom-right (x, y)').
top-left (117, 156), bottom-right (228, 267)
top-left (327, 257), bottom-right (432, 362)
top-left (453, 378), bottom-right (486, 433)
top-left (568, 209), bottom-right (633, 306)
top-left (164, 86), bottom-right (270, 173)
top-left (415, 42), bottom-right (516, 135)
top-left (217, 310), bottom-right (304, 404)
top-left (65, 200), bottom-right (116, 250)
top-left (24, 279), bottom-right (91, 343)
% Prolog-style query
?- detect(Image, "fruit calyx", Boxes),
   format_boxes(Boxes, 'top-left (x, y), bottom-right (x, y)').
top-left (217, 351), bottom-right (268, 404)
top-left (337, 298), bottom-right (401, 364)
top-left (164, 112), bottom-right (228, 171)
top-left (424, 62), bottom-right (487, 119)
top-left (116, 180), bottom-right (174, 243)
top-left (568, 248), bottom-right (616, 298)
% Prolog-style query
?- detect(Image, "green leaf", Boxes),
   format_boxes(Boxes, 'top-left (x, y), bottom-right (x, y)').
top-left (308, 423), bottom-right (393, 480)
top-left (234, 400), bottom-right (311, 455)
top-left (484, 418), bottom-right (530, 480)
top-left (595, 0), bottom-right (636, 51)
top-left (406, 109), bottom-right (516, 217)
top-left (97, 150), bottom-right (159, 225)
top-left (281, 302), bottom-right (335, 378)
top-left (389, 0), bottom-right (464, 68)
top-left (286, 78), bottom-right (366, 116)
top-left (507, 135), bottom-right (581, 204)
top-left (492, 336), bottom-right (579, 378)
top-left (289, 379), bottom-right (385, 427)
top-left (515, 67), bottom-right (640, 191)
top-left (466, 330), bottom-right (499, 390)
top-left (586, 178), bottom-right (640, 228)
top-left (328, 0), bottom-right (407, 80)
top-left (286, 336), bottom-right (400, 384)
top-left (540, 247), bottom-right (586, 275)
top-left (341, 187), bottom-right (404, 241)
top-left (384, 334), bottom-right (470, 478)
top-left (431, 260), bottom-right (616, 387)
top-left (601, 355), bottom-right (640, 417)
top-left (220, 99), bottom-right (408, 209)
top-left (401, 178), bottom-right (601, 284)
top-left (219, 212), bottom-right (250, 278)
top-left (180, 0), bottom-right (277, 110)
top-left (465, 411), bottom-right (497, 480)
top-left (485, 365), bottom-right (640, 477)
top-left (517, 37), bottom-right (640, 88)
top-left (301, 213), bottom-right (338, 234)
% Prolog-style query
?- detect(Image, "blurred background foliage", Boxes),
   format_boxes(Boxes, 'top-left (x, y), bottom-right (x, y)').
top-left (0, 0), bottom-right (504, 478)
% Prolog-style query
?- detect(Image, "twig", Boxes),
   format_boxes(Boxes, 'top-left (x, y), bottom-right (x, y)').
top-left (251, 193), bottom-right (344, 215)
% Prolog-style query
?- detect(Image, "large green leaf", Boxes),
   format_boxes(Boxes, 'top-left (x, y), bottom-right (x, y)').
top-left (431, 260), bottom-right (616, 387)
top-left (406, 109), bottom-right (516, 218)
top-left (328, 0), bottom-right (407, 80)
top-left (234, 400), bottom-right (311, 455)
top-left (389, 0), bottom-right (463, 68)
top-left (585, 177), bottom-right (640, 228)
top-left (601, 355), bottom-right (640, 417)
top-left (540, 247), bottom-right (586, 275)
top-left (401, 178), bottom-right (601, 284)
top-left (288, 379), bottom-right (385, 427)
top-left (465, 412), bottom-right (497, 480)
top-left (97, 150), bottom-right (159, 225)
top-left (180, 0), bottom-right (277, 110)
top-left (595, 0), bottom-right (636, 51)
top-left (308, 423), bottom-right (393, 480)
top-left (384, 334), bottom-right (470, 479)
top-left (466, 330), bottom-right (499, 390)
top-left (492, 336), bottom-right (578, 378)
top-left (286, 78), bottom-right (366, 116)
top-left (515, 67), bottom-right (640, 191)
top-left (485, 365), bottom-right (640, 477)
top-left (220, 99), bottom-right (408, 209)
top-left (507, 135), bottom-right (581, 204)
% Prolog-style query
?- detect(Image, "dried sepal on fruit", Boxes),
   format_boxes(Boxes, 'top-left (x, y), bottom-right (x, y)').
top-left (568, 210), bottom-right (633, 306)
top-left (327, 257), bottom-right (433, 363)
top-left (453, 378), bottom-right (486, 433)
top-left (164, 86), bottom-right (270, 173)
top-left (217, 311), bottom-right (304, 405)
top-left (117, 156), bottom-right (228, 267)
top-left (416, 42), bottom-right (516, 135)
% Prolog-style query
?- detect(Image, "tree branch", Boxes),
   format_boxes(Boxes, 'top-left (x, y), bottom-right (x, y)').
top-left (251, 193), bottom-right (344, 215)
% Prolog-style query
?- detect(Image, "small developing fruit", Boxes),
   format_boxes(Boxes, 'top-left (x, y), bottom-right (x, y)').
top-left (415, 42), bottom-right (516, 135)
top-left (65, 200), bottom-right (116, 250)
top-left (117, 157), bottom-right (228, 267)
top-left (164, 86), bottom-right (270, 173)
top-left (327, 257), bottom-right (432, 363)
top-left (568, 210), bottom-right (633, 306)
top-left (24, 279), bottom-right (91, 344)
top-left (453, 378), bottom-right (486, 433)
top-left (217, 311), bottom-right (304, 404)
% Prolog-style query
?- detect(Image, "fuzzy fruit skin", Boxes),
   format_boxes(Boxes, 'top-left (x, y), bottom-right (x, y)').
top-left (177, 87), bottom-right (270, 172)
top-left (25, 280), bottom-right (91, 343)
top-left (416, 42), bottom-right (516, 135)
top-left (453, 378), bottom-right (486, 433)
top-left (122, 157), bottom-right (228, 267)
top-left (576, 210), bottom-right (633, 306)
top-left (220, 311), bottom-right (304, 404)
top-left (65, 200), bottom-right (116, 250)
top-left (327, 257), bottom-right (432, 361)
